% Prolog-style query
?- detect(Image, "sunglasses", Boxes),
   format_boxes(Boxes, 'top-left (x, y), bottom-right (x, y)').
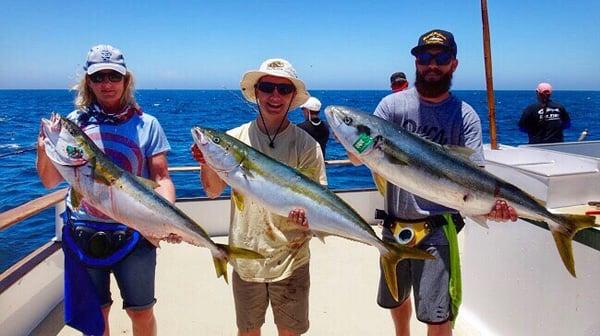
top-left (415, 51), bottom-right (453, 66)
top-left (256, 82), bottom-right (295, 95)
top-left (89, 72), bottom-right (125, 83)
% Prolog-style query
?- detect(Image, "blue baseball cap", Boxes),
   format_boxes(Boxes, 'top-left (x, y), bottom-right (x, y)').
top-left (83, 44), bottom-right (127, 75)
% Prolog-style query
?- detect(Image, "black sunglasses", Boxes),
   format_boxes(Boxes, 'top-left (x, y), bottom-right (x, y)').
top-left (256, 82), bottom-right (295, 95)
top-left (89, 71), bottom-right (125, 83)
top-left (416, 51), bottom-right (453, 66)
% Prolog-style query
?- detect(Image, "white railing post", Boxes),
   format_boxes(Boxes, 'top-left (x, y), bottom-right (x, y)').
top-left (54, 202), bottom-right (65, 242)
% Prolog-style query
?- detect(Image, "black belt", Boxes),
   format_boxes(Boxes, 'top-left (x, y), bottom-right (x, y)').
top-left (375, 209), bottom-right (446, 230)
top-left (376, 210), bottom-right (465, 232)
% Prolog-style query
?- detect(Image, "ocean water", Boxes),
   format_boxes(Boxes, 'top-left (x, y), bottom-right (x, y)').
top-left (1, 89), bottom-right (599, 272)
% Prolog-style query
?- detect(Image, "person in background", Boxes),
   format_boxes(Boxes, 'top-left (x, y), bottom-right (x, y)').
top-left (390, 72), bottom-right (409, 92)
top-left (347, 29), bottom-right (517, 336)
top-left (518, 82), bottom-right (571, 144)
top-left (192, 58), bottom-right (327, 336)
top-left (36, 44), bottom-right (179, 336)
top-left (297, 96), bottom-right (329, 156)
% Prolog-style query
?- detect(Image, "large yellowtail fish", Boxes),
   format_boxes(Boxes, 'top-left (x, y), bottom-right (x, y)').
top-left (191, 126), bottom-right (434, 300)
top-left (324, 105), bottom-right (598, 277)
top-left (41, 113), bottom-right (262, 282)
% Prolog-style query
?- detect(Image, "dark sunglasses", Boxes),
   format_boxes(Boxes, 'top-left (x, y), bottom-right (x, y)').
top-left (415, 51), bottom-right (453, 66)
top-left (89, 72), bottom-right (125, 83)
top-left (256, 82), bottom-right (295, 95)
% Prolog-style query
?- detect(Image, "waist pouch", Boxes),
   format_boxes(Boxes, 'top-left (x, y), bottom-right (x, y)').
top-left (71, 224), bottom-right (134, 259)
top-left (62, 209), bottom-right (141, 268)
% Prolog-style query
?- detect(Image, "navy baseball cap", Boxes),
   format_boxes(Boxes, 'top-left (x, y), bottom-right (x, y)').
top-left (410, 29), bottom-right (457, 57)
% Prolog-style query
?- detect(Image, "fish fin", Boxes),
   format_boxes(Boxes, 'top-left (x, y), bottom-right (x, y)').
top-left (445, 145), bottom-right (475, 159)
top-left (469, 215), bottom-right (489, 228)
top-left (214, 243), bottom-right (264, 283)
top-left (134, 175), bottom-right (160, 189)
top-left (70, 188), bottom-right (83, 209)
top-left (240, 162), bottom-right (255, 179)
top-left (232, 191), bottom-right (244, 211)
top-left (533, 196), bottom-right (547, 207)
top-left (380, 242), bottom-right (435, 301)
top-left (298, 167), bottom-right (319, 179)
top-left (89, 157), bottom-right (112, 186)
top-left (147, 237), bottom-right (162, 248)
top-left (212, 256), bottom-right (229, 284)
top-left (383, 151), bottom-right (408, 166)
top-left (546, 214), bottom-right (598, 277)
top-left (218, 244), bottom-right (264, 260)
top-left (372, 172), bottom-right (387, 197)
top-left (313, 231), bottom-right (327, 244)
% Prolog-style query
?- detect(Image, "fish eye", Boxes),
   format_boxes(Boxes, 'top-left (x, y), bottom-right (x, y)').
top-left (343, 116), bottom-right (353, 125)
top-left (213, 137), bottom-right (220, 144)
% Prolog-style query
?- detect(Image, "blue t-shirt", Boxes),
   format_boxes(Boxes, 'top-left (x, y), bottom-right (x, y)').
top-left (66, 109), bottom-right (171, 222)
top-left (374, 88), bottom-right (484, 244)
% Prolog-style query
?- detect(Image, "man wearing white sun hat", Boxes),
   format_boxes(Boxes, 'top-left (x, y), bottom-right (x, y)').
top-left (192, 58), bottom-right (327, 335)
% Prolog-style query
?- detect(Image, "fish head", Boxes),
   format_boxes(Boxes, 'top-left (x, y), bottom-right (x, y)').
top-left (191, 126), bottom-right (242, 172)
top-left (41, 113), bottom-right (89, 167)
top-left (324, 105), bottom-right (380, 156)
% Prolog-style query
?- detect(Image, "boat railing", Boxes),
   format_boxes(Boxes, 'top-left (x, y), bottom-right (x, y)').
top-left (0, 160), bottom-right (357, 293)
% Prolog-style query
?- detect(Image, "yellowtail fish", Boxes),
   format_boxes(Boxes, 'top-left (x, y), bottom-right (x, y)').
top-left (41, 113), bottom-right (262, 282)
top-left (324, 105), bottom-right (598, 277)
top-left (191, 126), bottom-right (434, 301)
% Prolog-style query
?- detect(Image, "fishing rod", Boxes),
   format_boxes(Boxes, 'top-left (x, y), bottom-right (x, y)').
top-left (221, 86), bottom-right (260, 114)
top-left (0, 145), bottom-right (37, 158)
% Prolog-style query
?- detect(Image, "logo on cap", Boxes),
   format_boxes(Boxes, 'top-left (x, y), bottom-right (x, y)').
top-left (100, 50), bottom-right (112, 61)
top-left (267, 60), bottom-right (285, 69)
top-left (422, 31), bottom-right (447, 45)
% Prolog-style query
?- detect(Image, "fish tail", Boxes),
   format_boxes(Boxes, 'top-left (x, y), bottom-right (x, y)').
top-left (547, 214), bottom-right (598, 277)
top-left (213, 243), bottom-right (265, 283)
top-left (380, 242), bottom-right (435, 301)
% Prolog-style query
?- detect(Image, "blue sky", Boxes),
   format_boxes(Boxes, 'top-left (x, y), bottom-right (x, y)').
top-left (1, 0), bottom-right (599, 90)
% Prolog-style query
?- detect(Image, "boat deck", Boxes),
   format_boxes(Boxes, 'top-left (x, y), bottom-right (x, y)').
top-left (32, 229), bottom-right (441, 336)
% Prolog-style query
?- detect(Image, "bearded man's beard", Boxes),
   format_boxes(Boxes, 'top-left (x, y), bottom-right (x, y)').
top-left (415, 69), bottom-right (453, 98)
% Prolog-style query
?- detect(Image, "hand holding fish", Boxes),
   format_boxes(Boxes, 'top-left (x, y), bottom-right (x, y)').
top-left (163, 233), bottom-right (183, 244)
top-left (288, 208), bottom-right (309, 230)
top-left (487, 199), bottom-right (518, 222)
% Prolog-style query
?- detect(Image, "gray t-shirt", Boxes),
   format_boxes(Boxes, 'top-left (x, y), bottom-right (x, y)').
top-left (374, 88), bottom-right (484, 244)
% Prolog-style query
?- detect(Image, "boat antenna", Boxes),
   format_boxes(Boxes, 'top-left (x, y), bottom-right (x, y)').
top-left (481, 0), bottom-right (498, 150)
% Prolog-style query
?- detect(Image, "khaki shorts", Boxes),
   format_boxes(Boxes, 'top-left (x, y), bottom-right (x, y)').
top-left (232, 263), bottom-right (310, 334)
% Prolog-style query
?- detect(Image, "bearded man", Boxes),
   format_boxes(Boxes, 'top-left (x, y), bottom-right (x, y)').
top-left (348, 29), bottom-right (516, 336)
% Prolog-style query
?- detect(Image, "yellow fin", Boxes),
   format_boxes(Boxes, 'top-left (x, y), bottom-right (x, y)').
top-left (214, 243), bottom-right (265, 284)
top-left (380, 242), bottom-right (436, 301)
top-left (135, 175), bottom-right (160, 189)
top-left (549, 213), bottom-right (598, 277)
top-left (372, 172), bottom-right (387, 197)
top-left (232, 191), bottom-right (244, 211)
top-left (70, 188), bottom-right (83, 209)
top-left (213, 256), bottom-right (229, 283)
top-left (298, 166), bottom-right (319, 179)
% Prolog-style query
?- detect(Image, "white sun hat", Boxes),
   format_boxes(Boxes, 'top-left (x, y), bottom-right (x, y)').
top-left (240, 58), bottom-right (309, 110)
top-left (301, 97), bottom-right (322, 112)
top-left (83, 44), bottom-right (127, 75)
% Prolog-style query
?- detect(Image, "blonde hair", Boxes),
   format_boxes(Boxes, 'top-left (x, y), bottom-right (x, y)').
top-left (73, 72), bottom-right (138, 110)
